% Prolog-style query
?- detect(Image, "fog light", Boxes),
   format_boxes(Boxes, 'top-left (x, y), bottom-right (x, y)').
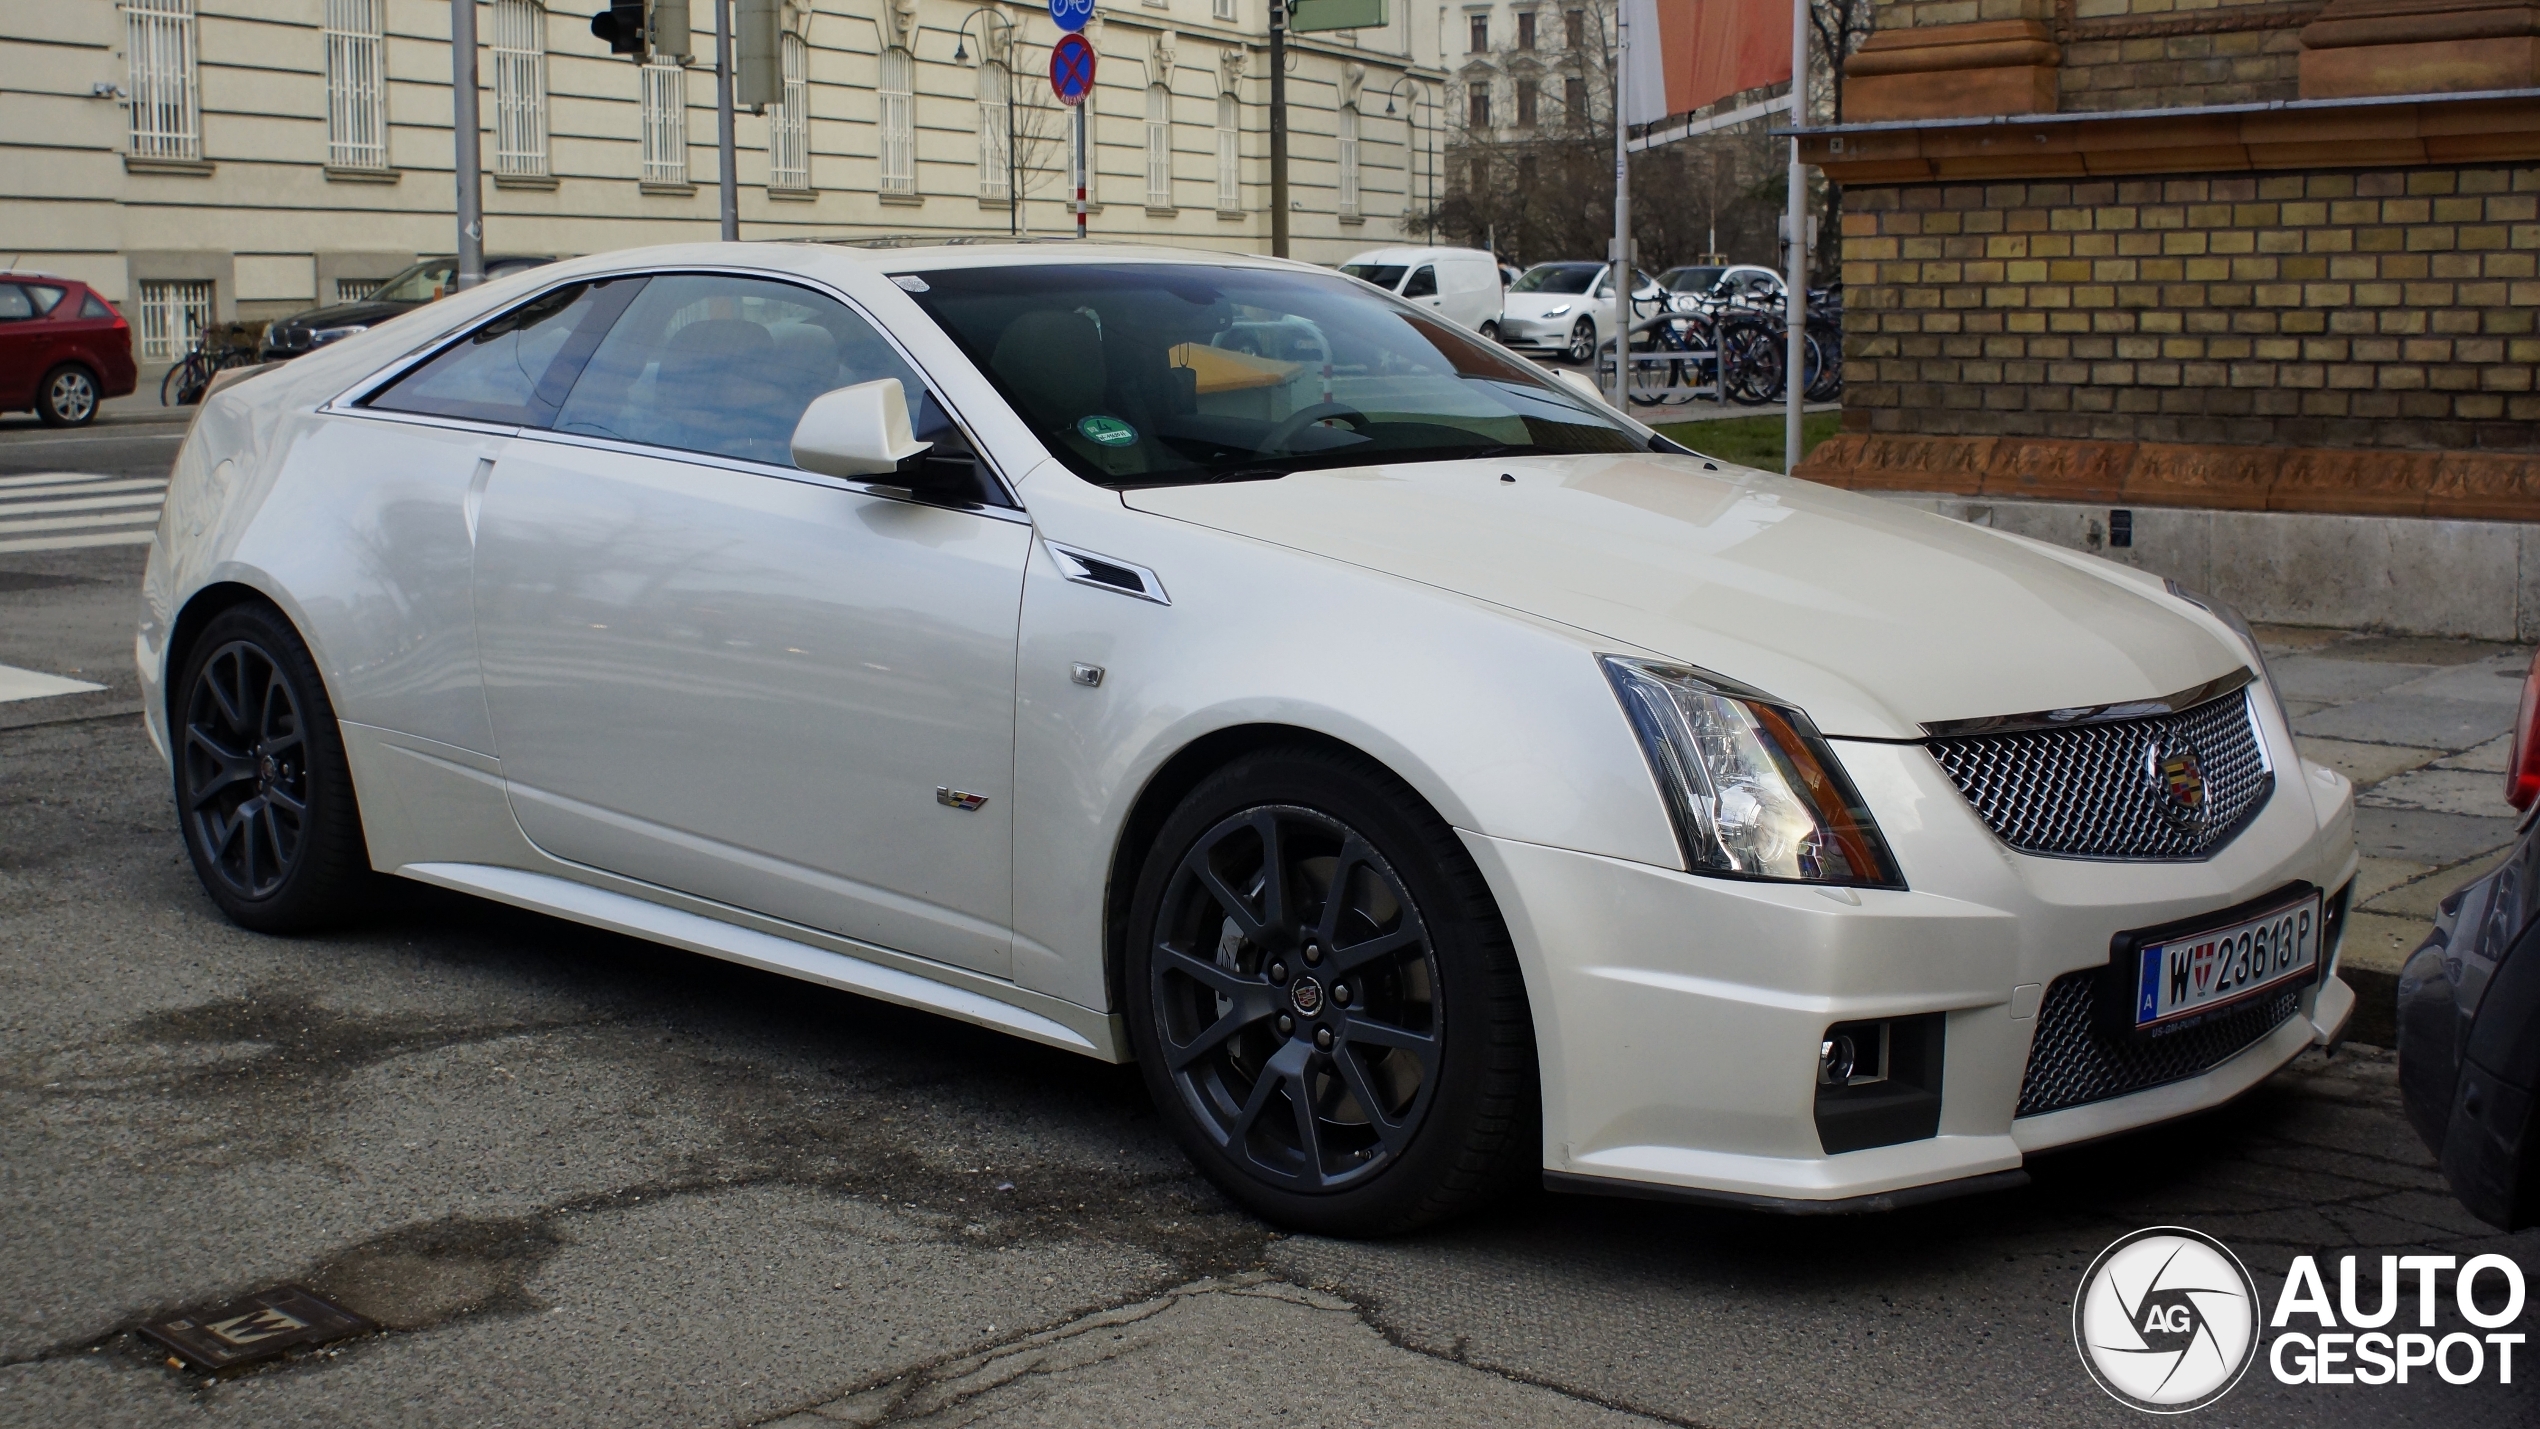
top-left (1813, 1014), bottom-right (1945, 1155)
top-left (1819, 1035), bottom-right (1856, 1086)
top-left (1817, 1021), bottom-right (1887, 1087)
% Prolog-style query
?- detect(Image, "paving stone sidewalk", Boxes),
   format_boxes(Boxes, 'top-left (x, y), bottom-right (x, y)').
top-left (2265, 624), bottom-right (2534, 1044)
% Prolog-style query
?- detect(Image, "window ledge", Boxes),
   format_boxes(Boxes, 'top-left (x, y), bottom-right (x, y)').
top-left (640, 180), bottom-right (698, 196)
top-left (493, 171), bottom-right (559, 190)
top-left (325, 165), bottom-right (401, 184)
top-left (124, 155), bottom-right (213, 176)
top-left (1339, 212), bottom-right (1366, 225)
top-left (977, 195), bottom-right (1013, 209)
top-left (1146, 204), bottom-right (1179, 217)
top-left (768, 185), bottom-right (818, 201)
top-left (879, 190), bottom-right (923, 206)
top-left (1217, 207), bottom-right (1247, 219)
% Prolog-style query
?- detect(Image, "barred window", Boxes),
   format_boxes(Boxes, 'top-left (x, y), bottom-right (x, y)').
top-left (125, 0), bottom-right (200, 161)
top-left (1146, 83), bottom-right (1173, 207)
top-left (771, 31), bottom-right (810, 189)
top-left (136, 279), bottom-right (214, 360)
top-left (492, 0), bottom-right (548, 177)
top-left (1336, 102), bottom-right (1359, 218)
top-left (641, 57), bottom-right (689, 184)
top-left (1215, 91), bottom-right (1239, 212)
top-left (978, 61), bottom-right (1010, 199)
top-left (325, 0), bottom-right (388, 169)
top-left (880, 47), bottom-right (915, 194)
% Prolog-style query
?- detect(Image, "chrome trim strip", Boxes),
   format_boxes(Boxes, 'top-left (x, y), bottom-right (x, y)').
top-left (1919, 667), bottom-right (2257, 740)
top-left (1043, 539), bottom-right (1170, 605)
top-left (502, 426), bottom-right (1032, 524)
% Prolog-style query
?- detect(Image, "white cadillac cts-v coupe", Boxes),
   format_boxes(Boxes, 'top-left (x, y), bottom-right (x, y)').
top-left (141, 242), bottom-right (2358, 1234)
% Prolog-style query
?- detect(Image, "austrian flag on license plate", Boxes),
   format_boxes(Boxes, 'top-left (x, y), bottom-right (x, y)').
top-left (2133, 892), bottom-right (2321, 1031)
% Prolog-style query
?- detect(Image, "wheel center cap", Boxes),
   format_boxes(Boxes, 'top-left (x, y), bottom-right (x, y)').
top-left (1289, 976), bottom-right (1324, 1018)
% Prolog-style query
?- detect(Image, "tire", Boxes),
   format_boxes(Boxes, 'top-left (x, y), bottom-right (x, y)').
top-left (172, 604), bottom-right (375, 932)
top-left (1125, 745), bottom-right (1537, 1236)
top-left (36, 364), bottom-right (100, 427)
top-left (161, 354), bottom-right (210, 407)
top-left (1478, 320), bottom-right (1499, 344)
top-left (1565, 319), bottom-right (1596, 365)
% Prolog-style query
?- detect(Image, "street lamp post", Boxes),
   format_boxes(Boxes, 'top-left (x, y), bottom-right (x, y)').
top-left (1378, 74), bottom-right (1429, 244)
top-left (952, 8), bottom-right (1020, 237)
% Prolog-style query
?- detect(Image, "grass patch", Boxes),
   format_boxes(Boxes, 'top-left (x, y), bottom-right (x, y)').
top-left (1651, 411), bottom-right (1844, 472)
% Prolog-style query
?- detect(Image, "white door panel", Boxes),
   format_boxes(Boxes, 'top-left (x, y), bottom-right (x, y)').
top-left (472, 437), bottom-right (1028, 977)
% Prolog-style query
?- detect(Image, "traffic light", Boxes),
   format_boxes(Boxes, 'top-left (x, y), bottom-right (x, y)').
top-left (590, 0), bottom-right (646, 58)
top-left (737, 0), bottom-right (781, 111)
top-left (590, 0), bottom-right (689, 62)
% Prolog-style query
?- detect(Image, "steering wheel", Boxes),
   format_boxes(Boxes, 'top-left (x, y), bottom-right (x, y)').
top-left (1259, 402), bottom-right (1371, 453)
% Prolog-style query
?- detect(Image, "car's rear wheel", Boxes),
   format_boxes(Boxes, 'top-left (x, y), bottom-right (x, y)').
top-left (1125, 745), bottom-right (1536, 1236)
top-left (173, 604), bottom-right (373, 932)
top-left (1478, 320), bottom-right (1499, 343)
top-left (37, 364), bottom-right (99, 427)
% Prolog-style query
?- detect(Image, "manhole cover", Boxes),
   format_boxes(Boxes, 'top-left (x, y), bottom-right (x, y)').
top-left (138, 1286), bottom-right (376, 1372)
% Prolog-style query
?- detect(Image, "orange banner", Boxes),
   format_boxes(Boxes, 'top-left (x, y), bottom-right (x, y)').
top-left (1626, 0), bottom-right (1794, 126)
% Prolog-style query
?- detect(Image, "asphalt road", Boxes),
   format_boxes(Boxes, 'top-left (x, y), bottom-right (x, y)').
top-left (2, 415), bottom-right (2535, 1428)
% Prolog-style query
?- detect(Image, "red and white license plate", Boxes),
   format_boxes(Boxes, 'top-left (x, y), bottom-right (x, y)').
top-left (2130, 892), bottom-right (2321, 1032)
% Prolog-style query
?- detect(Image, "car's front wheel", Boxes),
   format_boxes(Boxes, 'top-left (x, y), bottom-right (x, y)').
top-left (1126, 745), bottom-right (1536, 1236)
top-left (1565, 319), bottom-right (1596, 365)
top-left (37, 364), bottom-right (99, 427)
top-left (173, 604), bottom-right (374, 932)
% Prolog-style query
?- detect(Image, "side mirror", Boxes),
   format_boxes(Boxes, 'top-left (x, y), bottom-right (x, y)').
top-left (791, 378), bottom-right (933, 478)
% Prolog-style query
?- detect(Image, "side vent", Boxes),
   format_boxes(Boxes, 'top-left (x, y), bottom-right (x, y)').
top-left (1044, 540), bottom-right (1170, 606)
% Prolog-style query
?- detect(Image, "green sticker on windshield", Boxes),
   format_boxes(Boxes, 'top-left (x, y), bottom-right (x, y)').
top-left (1078, 415), bottom-right (1138, 447)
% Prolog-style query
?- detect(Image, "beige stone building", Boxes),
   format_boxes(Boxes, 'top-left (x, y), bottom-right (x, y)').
top-left (1, 0), bottom-right (1445, 356)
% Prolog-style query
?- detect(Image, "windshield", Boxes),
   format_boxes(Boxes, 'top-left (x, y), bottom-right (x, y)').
top-left (1339, 263), bottom-right (1409, 291)
top-left (369, 260), bottom-right (462, 305)
top-left (1662, 266), bottom-right (1724, 292)
top-left (902, 263), bottom-right (1645, 487)
top-left (1510, 264), bottom-right (1599, 295)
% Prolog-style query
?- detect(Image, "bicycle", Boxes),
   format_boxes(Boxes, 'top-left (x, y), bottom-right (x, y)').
top-left (160, 324), bottom-right (264, 407)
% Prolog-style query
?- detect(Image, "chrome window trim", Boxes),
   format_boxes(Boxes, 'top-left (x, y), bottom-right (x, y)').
top-left (320, 262), bottom-right (1023, 511)
top-left (503, 424), bottom-right (1031, 525)
top-left (1918, 667), bottom-right (2257, 740)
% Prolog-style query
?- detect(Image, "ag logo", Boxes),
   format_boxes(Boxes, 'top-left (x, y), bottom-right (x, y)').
top-left (2075, 1227), bottom-right (2261, 1413)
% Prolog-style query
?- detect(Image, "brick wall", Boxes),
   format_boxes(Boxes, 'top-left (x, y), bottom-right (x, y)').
top-left (1864, 0), bottom-right (2312, 114)
top-left (1839, 164), bottom-right (2540, 453)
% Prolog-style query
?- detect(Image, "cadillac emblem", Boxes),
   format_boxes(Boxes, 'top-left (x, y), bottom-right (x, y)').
top-left (2148, 737), bottom-right (2208, 829)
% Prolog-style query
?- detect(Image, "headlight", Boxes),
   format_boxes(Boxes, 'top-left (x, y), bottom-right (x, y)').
top-left (309, 324), bottom-right (370, 346)
top-left (1544, 304), bottom-right (1572, 317)
top-left (1601, 656), bottom-right (1904, 888)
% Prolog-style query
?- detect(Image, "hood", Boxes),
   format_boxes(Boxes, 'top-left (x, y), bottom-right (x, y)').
top-left (1120, 453), bottom-right (2243, 739)
top-left (268, 299), bottom-right (413, 336)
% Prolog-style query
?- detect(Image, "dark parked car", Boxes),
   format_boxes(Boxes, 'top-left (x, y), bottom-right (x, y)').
top-left (0, 273), bottom-right (136, 427)
top-left (2398, 648), bottom-right (2540, 1230)
top-left (259, 254), bottom-right (555, 360)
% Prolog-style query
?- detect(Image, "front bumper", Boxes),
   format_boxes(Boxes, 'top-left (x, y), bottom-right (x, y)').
top-left (1495, 316), bottom-right (1578, 351)
top-left (1469, 730), bottom-right (2358, 1207)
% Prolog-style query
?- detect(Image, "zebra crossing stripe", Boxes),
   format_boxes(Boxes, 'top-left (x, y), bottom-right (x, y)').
top-left (0, 471), bottom-right (165, 554)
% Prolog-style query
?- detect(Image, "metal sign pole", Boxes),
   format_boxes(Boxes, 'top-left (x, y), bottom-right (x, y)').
top-left (1784, 0), bottom-right (1808, 473)
top-left (715, 0), bottom-right (738, 241)
top-left (1073, 101), bottom-right (1088, 239)
top-left (1270, 0), bottom-right (1288, 258)
top-left (452, 0), bottom-right (484, 288)
top-left (1610, 0), bottom-right (1628, 407)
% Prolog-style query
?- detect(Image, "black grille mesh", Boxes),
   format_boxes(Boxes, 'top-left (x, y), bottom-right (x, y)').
top-left (1926, 690), bottom-right (2270, 860)
top-left (2015, 970), bottom-right (2301, 1118)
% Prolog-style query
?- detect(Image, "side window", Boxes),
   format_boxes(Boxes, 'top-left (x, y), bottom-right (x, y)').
top-left (553, 272), bottom-right (945, 470)
top-left (0, 285), bottom-right (30, 322)
top-left (1402, 266), bottom-right (1438, 299)
top-left (366, 279), bottom-right (639, 427)
top-left (26, 285), bottom-right (65, 315)
top-left (81, 294), bottom-right (116, 320)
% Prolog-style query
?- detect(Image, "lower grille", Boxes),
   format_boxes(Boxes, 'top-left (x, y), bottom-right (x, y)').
top-left (2015, 970), bottom-right (2301, 1118)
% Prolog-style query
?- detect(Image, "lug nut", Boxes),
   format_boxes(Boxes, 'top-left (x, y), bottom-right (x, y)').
top-left (1277, 1014), bottom-right (1295, 1035)
top-left (1268, 961), bottom-right (1288, 983)
top-left (1333, 984), bottom-right (1350, 1006)
top-left (1302, 941), bottom-right (1322, 965)
top-left (1314, 1027), bottom-right (1335, 1050)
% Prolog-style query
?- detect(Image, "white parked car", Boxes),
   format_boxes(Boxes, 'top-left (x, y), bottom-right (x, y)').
top-left (1495, 261), bottom-right (1671, 362)
top-left (1338, 246), bottom-right (1503, 337)
top-left (142, 242), bottom-right (2358, 1234)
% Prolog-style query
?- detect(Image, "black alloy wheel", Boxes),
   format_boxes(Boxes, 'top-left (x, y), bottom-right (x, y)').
top-left (1127, 747), bottom-right (1535, 1236)
top-left (36, 364), bottom-right (99, 427)
top-left (174, 605), bottom-right (372, 931)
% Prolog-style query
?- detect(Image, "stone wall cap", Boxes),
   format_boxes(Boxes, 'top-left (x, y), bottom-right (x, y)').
top-left (1778, 83), bottom-right (2540, 138)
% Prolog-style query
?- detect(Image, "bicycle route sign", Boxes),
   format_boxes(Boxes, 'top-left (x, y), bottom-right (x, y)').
top-left (1051, 32), bottom-right (1096, 106)
top-left (1048, 0), bottom-right (1094, 33)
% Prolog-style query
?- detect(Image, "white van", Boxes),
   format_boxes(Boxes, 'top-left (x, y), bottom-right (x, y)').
top-left (1338, 247), bottom-right (1505, 336)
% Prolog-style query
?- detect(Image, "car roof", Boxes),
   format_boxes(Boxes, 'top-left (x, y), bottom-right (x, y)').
top-left (0, 272), bottom-right (82, 284)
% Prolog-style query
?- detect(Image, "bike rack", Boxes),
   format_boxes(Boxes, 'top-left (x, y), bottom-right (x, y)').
top-left (1595, 314), bottom-right (1720, 405)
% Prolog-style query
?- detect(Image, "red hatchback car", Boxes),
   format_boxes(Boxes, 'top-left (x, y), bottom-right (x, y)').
top-left (1, 274), bottom-right (137, 426)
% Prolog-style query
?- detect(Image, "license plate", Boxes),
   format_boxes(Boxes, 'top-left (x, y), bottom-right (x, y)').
top-left (2130, 891), bottom-right (2321, 1032)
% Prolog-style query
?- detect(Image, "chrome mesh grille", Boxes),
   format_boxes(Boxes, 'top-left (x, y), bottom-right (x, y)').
top-left (1925, 690), bottom-right (2271, 860)
top-left (2016, 969), bottom-right (2301, 1118)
